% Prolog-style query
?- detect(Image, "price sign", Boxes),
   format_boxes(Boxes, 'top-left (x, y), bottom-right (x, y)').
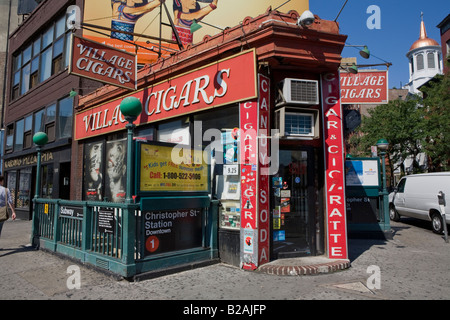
top-left (224, 165), bottom-right (239, 176)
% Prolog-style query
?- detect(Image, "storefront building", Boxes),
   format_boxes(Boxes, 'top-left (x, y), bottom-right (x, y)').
top-left (3, 0), bottom-right (100, 220)
top-left (74, 7), bottom-right (348, 267)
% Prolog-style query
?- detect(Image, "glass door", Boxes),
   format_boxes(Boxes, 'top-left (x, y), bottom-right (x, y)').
top-left (271, 148), bottom-right (316, 259)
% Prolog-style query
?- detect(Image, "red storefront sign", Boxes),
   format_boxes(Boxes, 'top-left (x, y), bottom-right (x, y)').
top-left (258, 74), bottom-right (270, 266)
top-left (74, 49), bottom-right (257, 140)
top-left (69, 35), bottom-right (137, 90)
top-left (321, 71), bottom-right (348, 259)
top-left (239, 74), bottom-right (270, 270)
top-left (240, 98), bottom-right (258, 270)
top-left (340, 70), bottom-right (388, 104)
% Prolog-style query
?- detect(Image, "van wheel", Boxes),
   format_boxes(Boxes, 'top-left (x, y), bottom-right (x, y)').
top-left (389, 205), bottom-right (400, 221)
top-left (431, 212), bottom-right (444, 234)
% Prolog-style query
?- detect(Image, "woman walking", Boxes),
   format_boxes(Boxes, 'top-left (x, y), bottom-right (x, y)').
top-left (0, 176), bottom-right (16, 238)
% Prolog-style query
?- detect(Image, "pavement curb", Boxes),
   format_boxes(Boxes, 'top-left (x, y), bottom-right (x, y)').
top-left (257, 259), bottom-right (351, 276)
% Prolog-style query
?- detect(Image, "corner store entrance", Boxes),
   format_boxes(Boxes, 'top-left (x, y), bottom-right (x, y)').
top-left (271, 147), bottom-right (321, 259)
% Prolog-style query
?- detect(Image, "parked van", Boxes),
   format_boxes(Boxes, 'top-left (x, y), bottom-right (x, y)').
top-left (389, 172), bottom-right (450, 234)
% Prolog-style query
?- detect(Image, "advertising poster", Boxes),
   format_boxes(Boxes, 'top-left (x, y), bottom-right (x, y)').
top-left (84, 141), bottom-right (104, 201)
top-left (345, 159), bottom-right (379, 187)
top-left (139, 143), bottom-right (209, 192)
top-left (82, 0), bottom-right (308, 64)
top-left (105, 139), bottom-right (127, 203)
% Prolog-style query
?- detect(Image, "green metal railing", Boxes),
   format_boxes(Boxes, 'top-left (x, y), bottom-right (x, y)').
top-left (32, 198), bottom-right (219, 278)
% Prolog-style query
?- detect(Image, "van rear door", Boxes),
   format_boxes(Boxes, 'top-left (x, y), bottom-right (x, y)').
top-left (393, 178), bottom-right (407, 216)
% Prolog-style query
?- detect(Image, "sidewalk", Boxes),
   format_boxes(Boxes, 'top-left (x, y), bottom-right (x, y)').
top-left (1, 218), bottom-right (450, 300)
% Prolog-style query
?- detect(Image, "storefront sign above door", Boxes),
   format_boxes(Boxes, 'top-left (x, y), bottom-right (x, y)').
top-left (69, 35), bottom-right (137, 90)
top-left (75, 49), bottom-right (257, 140)
top-left (340, 70), bottom-right (388, 104)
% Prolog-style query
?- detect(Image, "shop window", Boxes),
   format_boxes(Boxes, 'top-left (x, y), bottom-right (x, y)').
top-left (193, 107), bottom-right (241, 230)
top-left (83, 141), bottom-right (104, 201)
top-left (82, 138), bottom-right (128, 203)
top-left (41, 164), bottom-right (54, 199)
top-left (14, 119), bottom-right (24, 151)
top-left (5, 124), bottom-right (14, 152)
top-left (7, 172), bottom-right (17, 208)
top-left (157, 118), bottom-right (190, 145)
top-left (135, 127), bottom-right (155, 142)
top-left (17, 168), bottom-right (32, 209)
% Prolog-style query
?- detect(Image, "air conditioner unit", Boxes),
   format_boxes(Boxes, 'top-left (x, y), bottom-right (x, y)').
top-left (276, 78), bottom-right (319, 106)
top-left (275, 107), bottom-right (320, 140)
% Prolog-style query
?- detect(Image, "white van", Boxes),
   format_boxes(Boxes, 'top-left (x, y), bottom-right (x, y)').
top-left (389, 172), bottom-right (450, 234)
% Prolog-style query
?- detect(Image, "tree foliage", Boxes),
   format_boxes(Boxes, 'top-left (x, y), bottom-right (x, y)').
top-left (419, 73), bottom-right (450, 171)
top-left (349, 71), bottom-right (450, 173)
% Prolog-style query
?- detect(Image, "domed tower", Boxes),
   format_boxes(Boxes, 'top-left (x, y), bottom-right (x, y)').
top-left (406, 13), bottom-right (443, 94)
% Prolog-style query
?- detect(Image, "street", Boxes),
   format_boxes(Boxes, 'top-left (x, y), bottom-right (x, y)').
top-left (1, 218), bottom-right (450, 302)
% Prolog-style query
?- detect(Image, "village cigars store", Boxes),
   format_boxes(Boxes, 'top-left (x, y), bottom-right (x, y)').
top-left (74, 8), bottom-right (348, 269)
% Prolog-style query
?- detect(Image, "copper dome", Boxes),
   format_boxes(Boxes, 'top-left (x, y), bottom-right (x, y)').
top-left (409, 17), bottom-right (440, 51)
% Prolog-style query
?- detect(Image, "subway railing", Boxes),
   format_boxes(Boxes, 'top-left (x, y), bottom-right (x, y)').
top-left (32, 198), bottom-right (219, 278)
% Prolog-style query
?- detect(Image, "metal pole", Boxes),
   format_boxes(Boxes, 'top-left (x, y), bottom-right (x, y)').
top-left (31, 145), bottom-right (42, 247)
top-left (34, 146), bottom-right (42, 199)
top-left (125, 122), bottom-right (135, 204)
top-left (381, 151), bottom-right (390, 231)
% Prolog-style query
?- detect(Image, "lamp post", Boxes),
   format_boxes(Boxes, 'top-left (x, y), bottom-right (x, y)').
top-left (119, 96), bottom-right (142, 204)
top-left (376, 138), bottom-right (390, 232)
top-left (31, 132), bottom-right (48, 247)
top-left (33, 132), bottom-right (48, 199)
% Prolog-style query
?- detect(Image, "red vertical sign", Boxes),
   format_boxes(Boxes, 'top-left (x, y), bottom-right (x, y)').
top-left (321, 71), bottom-right (348, 259)
top-left (258, 74), bottom-right (270, 266)
top-left (239, 74), bottom-right (271, 270)
top-left (240, 98), bottom-right (258, 270)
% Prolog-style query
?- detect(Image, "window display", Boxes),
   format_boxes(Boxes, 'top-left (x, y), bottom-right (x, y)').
top-left (7, 172), bottom-right (17, 207)
top-left (17, 168), bottom-right (32, 208)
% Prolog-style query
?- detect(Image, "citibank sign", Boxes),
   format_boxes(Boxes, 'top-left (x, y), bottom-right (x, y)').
top-left (75, 49), bottom-right (257, 140)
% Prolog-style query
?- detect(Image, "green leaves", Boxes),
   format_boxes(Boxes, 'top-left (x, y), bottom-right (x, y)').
top-left (350, 71), bottom-right (449, 172)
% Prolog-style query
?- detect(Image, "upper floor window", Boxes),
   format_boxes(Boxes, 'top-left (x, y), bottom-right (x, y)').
top-left (6, 96), bottom-right (74, 153)
top-left (11, 14), bottom-right (71, 100)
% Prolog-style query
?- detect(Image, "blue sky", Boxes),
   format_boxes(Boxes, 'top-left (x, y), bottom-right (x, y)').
top-left (309, 0), bottom-right (449, 89)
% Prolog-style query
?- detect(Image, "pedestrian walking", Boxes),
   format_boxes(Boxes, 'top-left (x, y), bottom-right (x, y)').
top-left (0, 175), bottom-right (16, 238)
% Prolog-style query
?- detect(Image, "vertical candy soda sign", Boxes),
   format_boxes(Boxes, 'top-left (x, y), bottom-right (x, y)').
top-left (239, 74), bottom-right (271, 270)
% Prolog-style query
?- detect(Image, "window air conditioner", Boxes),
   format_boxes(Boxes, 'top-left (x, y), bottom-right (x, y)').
top-left (276, 78), bottom-right (319, 106)
top-left (275, 107), bottom-right (320, 140)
